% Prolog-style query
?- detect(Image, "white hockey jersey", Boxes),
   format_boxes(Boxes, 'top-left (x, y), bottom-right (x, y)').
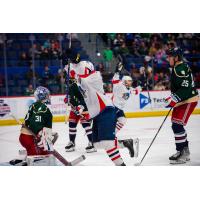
top-left (112, 73), bottom-right (133, 110)
top-left (72, 62), bottom-right (114, 119)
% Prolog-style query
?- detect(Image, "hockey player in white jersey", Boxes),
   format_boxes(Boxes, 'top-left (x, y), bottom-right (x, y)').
top-left (67, 52), bottom-right (135, 166)
top-left (112, 62), bottom-right (140, 157)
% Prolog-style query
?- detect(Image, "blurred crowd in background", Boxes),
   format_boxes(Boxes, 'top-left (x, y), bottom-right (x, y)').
top-left (100, 33), bottom-right (200, 92)
top-left (0, 33), bottom-right (200, 96)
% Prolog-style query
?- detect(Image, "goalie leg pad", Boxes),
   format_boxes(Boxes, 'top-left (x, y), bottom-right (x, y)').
top-left (26, 155), bottom-right (56, 166)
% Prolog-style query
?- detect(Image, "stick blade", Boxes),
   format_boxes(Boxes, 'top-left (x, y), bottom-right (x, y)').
top-left (134, 162), bottom-right (141, 166)
top-left (69, 155), bottom-right (86, 166)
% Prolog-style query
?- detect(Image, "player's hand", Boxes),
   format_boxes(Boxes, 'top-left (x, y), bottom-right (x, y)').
top-left (64, 97), bottom-right (68, 104)
top-left (75, 105), bottom-right (84, 116)
top-left (82, 113), bottom-right (90, 121)
top-left (164, 95), bottom-right (177, 108)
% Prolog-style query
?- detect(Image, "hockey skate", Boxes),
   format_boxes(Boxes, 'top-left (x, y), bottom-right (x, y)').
top-left (9, 159), bottom-right (27, 166)
top-left (169, 147), bottom-right (190, 164)
top-left (85, 142), bottom-right (97, 153)
top-left (65, 141), bottom-right (75, 152)
top-left (118, 138), bottom-right (139, 158)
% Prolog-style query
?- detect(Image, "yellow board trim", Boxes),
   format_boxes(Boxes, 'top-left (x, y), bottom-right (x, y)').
top-left (0, 108), bottom-right (200, 126)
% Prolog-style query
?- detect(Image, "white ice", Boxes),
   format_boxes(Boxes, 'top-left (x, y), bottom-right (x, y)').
top-left (0, 115), bottom-right (200, 166)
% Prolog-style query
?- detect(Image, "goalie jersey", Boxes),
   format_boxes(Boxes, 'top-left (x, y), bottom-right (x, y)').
top-left (112, 73), bottom-right (132, 110)
top-left (24, 101), bottom-right (52, 135)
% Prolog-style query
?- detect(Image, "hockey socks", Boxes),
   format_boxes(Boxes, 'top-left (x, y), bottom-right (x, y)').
top-left (69, 134), bottom-right (76, 144)
top-left (172, 123), bottom-right (188, 151)
top-left (115, 122), bottom-right (124, 132)
top-left (106, 146), bottom-right (124, 166)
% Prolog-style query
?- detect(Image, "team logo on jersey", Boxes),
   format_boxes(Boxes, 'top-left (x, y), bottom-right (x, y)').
top-left (139, 93), bottom-right (150, 109)
top-left (0, 99), bottom-right (11, 117)
top-left (122, 92), bottom-right (130, 100)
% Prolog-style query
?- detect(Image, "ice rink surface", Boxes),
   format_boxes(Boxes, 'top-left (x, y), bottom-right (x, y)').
top-left (0, 115), bottom-right (199, 166)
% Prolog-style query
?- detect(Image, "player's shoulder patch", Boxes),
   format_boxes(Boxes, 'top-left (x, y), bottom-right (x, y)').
top-left (174, 62), bottom-right (190, 78)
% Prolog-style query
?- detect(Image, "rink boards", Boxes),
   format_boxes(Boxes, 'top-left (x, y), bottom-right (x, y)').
top-left (0, 90), bottom-right (200, 126)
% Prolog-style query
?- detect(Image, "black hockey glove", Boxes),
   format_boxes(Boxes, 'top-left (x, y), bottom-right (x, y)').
top-left (115, 62), bottom-right (124, 73)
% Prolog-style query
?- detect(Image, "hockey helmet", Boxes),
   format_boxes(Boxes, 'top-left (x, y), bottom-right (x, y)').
top-left (122, 76), bottom-right (133, 88)
top-left (69, 52), bottom-right (81, 64)
top-left (122, 76), bottom-right (133, 82)
top-left (166, 47), bottom-right (183, 58)
top-left (75, 61), bottom-right (95, 76)
top-left (34, 86), bottom-right (51, 104)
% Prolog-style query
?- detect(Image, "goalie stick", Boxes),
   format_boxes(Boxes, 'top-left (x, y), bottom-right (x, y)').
top-left (10, 114), bottom-right (86, 166)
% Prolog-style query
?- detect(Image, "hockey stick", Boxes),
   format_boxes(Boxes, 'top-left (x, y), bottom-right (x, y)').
top-left (135, 107), bottom-right (173, 166)
top-left (143, 70), bottom-right (153, 109)
top-left (65, 33), bottom-right (72, 124)
top-left (117, 54), bottom-right (131, 76)
top-left (10, 114), bottom-right (86, 166)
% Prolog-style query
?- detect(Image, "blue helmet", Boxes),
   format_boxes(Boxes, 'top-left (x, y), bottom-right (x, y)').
top-left (34, 86), bottom-right (51, 104)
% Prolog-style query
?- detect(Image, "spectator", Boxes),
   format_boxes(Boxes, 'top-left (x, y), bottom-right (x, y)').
top-left (18, 52), bottom-right (31, 66)
top-left (26, 65), bottom-right (38, 81)
top-left (139, 61), bottom-right (153, 77)
top-left (24, 84), bottom-right (34, 96)
top-left (139, 61), bottom-right (153, 90)
top-left (103, 47), bottom-right (113, 70)
top-left (96, 62), bottom-right (105, 74)
top-left (55, 68), bottom-right (65, 93)
top-left (104, 83), bottom-right (113, 93)
top-left (67, 33), bottom-right (78, 40)
top-left (118, 42), bottom-right (129, 55)
top-left (154, 81), bottom-right (166, 90)
top-left (49, 40), bottom-right (60, 59)
top-left (42, 65), bottom-right (53, 86)
top-left (149, 42), bottom-right (158, 57)
top-left (40, 46), bottom-right (51, 63)
top-left (0, 74), bottom-right (4, 87)
top-left (29, 44), bottom-right (41, 59)
top-left (43, 39), bottom-right (50, 49)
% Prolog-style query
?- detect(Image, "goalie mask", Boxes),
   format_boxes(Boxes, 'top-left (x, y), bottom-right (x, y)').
top-left (34, 86), bottom-right (51, 104)
top-left (122, 76), bottom-right (133, 89)
top-left (74, 61), bottom-right (95, 77)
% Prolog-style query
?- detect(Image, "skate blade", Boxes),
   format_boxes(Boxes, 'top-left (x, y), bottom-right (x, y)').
top-left (86, 148), bottom-right (97, 153)
top-left (170, 159), bottom-right (187, 165)
top-left (133, 138), bottom-right (139, 158)
top-left (65, 148), bottom-right (75, 152)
